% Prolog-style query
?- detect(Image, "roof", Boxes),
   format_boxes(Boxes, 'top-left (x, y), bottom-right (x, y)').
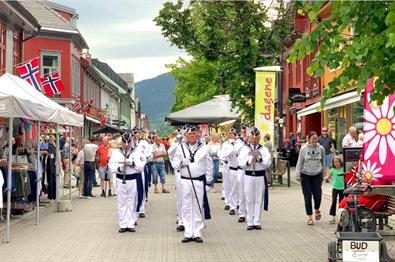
top-left (42, 1), bottom-right (77, 16)
top-left (20, 1), bottom-right (77, 32)
top-left (92, 59), bottom-right (129, 91)
top-left (92, 66), bottom-right (127, 95)
top-left (5, 1), bottom-right (41, 30)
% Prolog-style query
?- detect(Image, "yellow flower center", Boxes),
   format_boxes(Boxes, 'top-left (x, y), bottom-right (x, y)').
top-left (376, 118), bottom-right (392, 136)
top-left (364, 172), bottom-right (372, 181)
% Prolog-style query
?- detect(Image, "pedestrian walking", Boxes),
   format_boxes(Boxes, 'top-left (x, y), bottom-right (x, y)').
top-left (172, 126), bottom-right (213, 243)
top-left (98, 136), bottom-right (112, 197)
top-left (108, 132), bottom-right (145, 233)
top-left (296, 131), bottom-right (326, 225)
top-left (236, 125), bottom-right (248, 223)
top-left (151, 135), bottom-right (170, 194)
top-left (83, 138), bottom-right (98, 198)
top-left (324, 156), bottom-right (345, 224)
top-left (207, 133), bottom-right (221, 193)
top-left (238, 128), bottom-right (272, 230)
top-left (318, 127), bottom-right (335, 177)
top-left (75, 145), bottom-right (84, 198)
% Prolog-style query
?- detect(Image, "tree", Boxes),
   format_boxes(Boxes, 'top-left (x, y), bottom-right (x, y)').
top-left (155, 1), bottom-right (295, 121)
top-left (288, 1), bottom-right (395, 107)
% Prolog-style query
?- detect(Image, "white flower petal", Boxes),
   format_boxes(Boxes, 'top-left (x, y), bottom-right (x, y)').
top-left (365, 135), bottom-right (380, 160)
top-left (371, 104), bottom-right (382, 119)
top-left (387, 135), bottom-right (395, 157)
top-left (365, 110), bottom-right (378, 123)
top-left (371, 161), bottom-right (376, 171)
top-left (373, 174), bottom-right (383, 178)
top-left (367, 160), bottom-right (371, 170)
top-left (372, 167), bottom-right (382, 174)
top-left (379, 136), bottom-right (388, 165)
top-left (364, 130), bottom-right (377, 143)
top-left (362, 162), bottom-right (367, 173)
top-left (364, 122), bottom-right (376, 131)
top-left (381, 97), bottom-right (390, 117)
top-left (388, 100), bottom-right (395, 119)
top-left (392, 131), bottom-right (395, 138)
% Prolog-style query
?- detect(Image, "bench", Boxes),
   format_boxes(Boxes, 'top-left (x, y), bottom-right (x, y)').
top-left (270, 159), bottom-right (290, 187)
top-left (373, 196), bottom-right (395, 230)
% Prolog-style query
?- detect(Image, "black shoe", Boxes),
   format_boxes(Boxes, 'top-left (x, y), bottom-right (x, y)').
top-left (176, 225), bottom-right (185, 232)
top-left (221, 197), bottom-right (225, 200)
top-left (238, 217), bottom-right (246, 223)
top-left (254, 225), bottom-right (262, 230)
top-left (194, 237), bottom-right (203, 243)
top-left (181, 237), bottom-right (193, 243)
top-left (224, 205), bottom-right (230, 211)
top-left (247, 226), bottom-right (254, 231)
top-left (101, 190), bottom-right (105, 197)
top-left (229, 210), bottom-right (236, 215)
top-left (139, 213), bottom-right (146, 218)
top-left (126, 228), bottom-right (136, 232)
top-left (108, 191), bottom-right (113, 197)
top-left (237, 205), bottom-right (239, 209)
top-left (135, 221), bottom-right (138, 226)
top-left (119, 228), bottom-right (127, 233)
top-left (89, 195), bottom-right (96, 198)
top-left (93, 184), bottom-right (100, 188)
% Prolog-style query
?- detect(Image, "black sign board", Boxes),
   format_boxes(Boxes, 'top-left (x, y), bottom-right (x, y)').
top-left (342, 147), bottom-right (362, 172)
top-left (290, 93), bottom-right (306, 103)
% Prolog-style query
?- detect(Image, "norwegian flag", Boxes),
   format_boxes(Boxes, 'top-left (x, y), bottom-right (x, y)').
top-left (72, 96), bottom-right (82, 113)
top-left (16, 58), bottom-right (42, 92)
top-left (41, 72), bottom-right (65, 96)
top-left (83, 99), bottom-right (93, 114)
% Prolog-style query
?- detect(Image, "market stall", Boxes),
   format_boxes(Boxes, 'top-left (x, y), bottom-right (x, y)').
top-left (0, 73), bottom-right (83, 242)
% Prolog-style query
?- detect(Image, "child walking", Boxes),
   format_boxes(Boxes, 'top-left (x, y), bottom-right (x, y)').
top-left (324, 156), bottom-right (345, 224)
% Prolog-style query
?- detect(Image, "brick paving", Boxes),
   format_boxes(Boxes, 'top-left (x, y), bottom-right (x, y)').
top-left (0, 173), bottom-right (391, 262)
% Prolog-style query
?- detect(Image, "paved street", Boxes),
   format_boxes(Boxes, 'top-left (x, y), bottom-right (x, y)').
top-left (0, 173), bottom-right (347, 262)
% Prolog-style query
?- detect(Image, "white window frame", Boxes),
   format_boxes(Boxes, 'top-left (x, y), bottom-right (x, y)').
top-left (40, 51), bottom-right (61, 77)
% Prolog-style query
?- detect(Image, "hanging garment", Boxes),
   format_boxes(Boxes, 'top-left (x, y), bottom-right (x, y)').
top-left (0, 169), bottom-right (3, 208)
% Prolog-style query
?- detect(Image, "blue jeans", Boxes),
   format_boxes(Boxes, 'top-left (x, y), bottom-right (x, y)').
top-left (151, 162), bottom-right (166, 184)
top-left (83, 161), bottom-right (95, 196)
top-left (209, 157), bottom-right (220, 187)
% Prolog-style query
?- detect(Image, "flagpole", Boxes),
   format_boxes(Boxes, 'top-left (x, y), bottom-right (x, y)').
top-left (13, 56), bottom-right (40, 68)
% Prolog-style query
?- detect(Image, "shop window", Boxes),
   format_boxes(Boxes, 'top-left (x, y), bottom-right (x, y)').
top-left (71, 56), bottom-right (80, 96)
top-left (352, 98), bottom-right (364, 131)
top-left (41, 52), bottom-right (60, 77)
top-left (0, 22), bottom-right (6, 76)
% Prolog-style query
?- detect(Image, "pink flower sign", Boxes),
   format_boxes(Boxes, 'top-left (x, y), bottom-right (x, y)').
top-left (363, 79), bottom-right (395, 184)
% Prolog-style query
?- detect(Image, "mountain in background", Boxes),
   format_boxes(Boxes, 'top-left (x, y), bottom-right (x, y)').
top-left (135, 72), bottom-right (176, 135)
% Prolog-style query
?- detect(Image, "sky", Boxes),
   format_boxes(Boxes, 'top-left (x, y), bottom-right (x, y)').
top-left (55, 0), bottom-right (188, 82)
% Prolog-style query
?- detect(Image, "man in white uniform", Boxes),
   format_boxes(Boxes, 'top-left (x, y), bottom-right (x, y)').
top-left (220, 128), bottom-right (240, 216)
top-left (168, 128), bottom-right (185, 231)
top-left (218, 137), bottom-right (230, 211)
top-left (172, 126), bottom-right (213, 243)
top-left (235, 126), bottom-right (248, 223)
top-left (108, 132), bottom-right (146, 233)
top-left (238, 128), bottom-right (271, 230)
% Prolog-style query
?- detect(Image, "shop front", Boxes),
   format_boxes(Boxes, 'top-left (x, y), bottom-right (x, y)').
top-left (297, 90), bottom-right (363, 151)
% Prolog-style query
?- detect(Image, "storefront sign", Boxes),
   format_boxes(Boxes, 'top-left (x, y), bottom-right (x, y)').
top-left (343, 240), bottom-right (379, 262)
top-left (255, 71), bottom-right (276, 143)
top-left (290, 93), bottom-right (306, 103)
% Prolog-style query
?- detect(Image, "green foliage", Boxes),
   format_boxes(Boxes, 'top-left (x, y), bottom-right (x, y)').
top-left (288, 1), bottom-right (395, 107)
top-left (155, 1), bottom-right (295, 122)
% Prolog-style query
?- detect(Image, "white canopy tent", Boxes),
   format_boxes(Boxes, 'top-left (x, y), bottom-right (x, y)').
top-left (0, 73), bottom-right (83, 127)
top-left (165, 95), bottom-right (240, 125)
top-left (0, 73), bottom-right (83, 242)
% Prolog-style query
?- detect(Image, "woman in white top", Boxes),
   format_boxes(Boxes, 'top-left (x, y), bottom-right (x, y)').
top-left (207, 133), bottom-right (222, 192)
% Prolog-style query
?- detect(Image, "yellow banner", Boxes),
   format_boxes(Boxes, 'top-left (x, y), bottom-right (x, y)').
top-left (255, 71), bottom-right (276, 143)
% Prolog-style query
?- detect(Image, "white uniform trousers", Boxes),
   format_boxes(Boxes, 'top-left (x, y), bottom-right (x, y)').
top-left (228, 169), bottom-right (239, 211)
top-left (175, 171), bottom-right (184, 226)
top-left (244, 175), bottom-right (265, 226)
top-left (221, 165), bottom-right (230, 205)
top-left (181, 178), bottom-right (205, 238)
top-left (237, 169), bottom-right (247, 218)
top-left (116, 178), bottom-right (138, 229)
top-left (138, 170), bottom-right (146, 216)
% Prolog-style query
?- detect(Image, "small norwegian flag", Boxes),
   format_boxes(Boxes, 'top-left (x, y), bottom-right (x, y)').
top-left (16, 58), bottom-right (42, 92)
top-left (41, 72), bottom-right (65, 96)
top-left (83, 99), bottom-right (94, 114)
top-left (72, 96), bottom-right (82, 113)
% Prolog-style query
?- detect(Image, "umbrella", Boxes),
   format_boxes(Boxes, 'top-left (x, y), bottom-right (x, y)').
top-left (93, 125), bottom-right (123, 134)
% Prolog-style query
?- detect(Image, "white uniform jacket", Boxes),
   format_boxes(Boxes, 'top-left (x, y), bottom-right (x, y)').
top-left (172, 142), bottom-right (213, 182)
top-left (108, 147), bottom-right (146, 175)
top-left (238, 144), bottom-right (272, 172)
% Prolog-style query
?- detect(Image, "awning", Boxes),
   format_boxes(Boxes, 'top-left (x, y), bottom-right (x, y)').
top-left (85, 115), bottom-right (100, 124)
top-left (297, 91), bottom-right (361, 117)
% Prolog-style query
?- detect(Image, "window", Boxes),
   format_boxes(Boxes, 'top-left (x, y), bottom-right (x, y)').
top-left (41, 52), bottom-right (60, 77)
top-left (0, 22), bottom-right (6, 75)
top-left (71, 56), bottom-right (80, 96)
